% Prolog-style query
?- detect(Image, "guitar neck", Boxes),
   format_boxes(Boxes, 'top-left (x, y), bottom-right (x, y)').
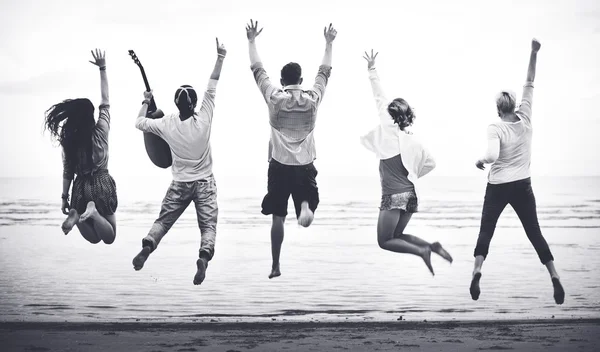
top-left (139, 67), bottom-right (158, 112)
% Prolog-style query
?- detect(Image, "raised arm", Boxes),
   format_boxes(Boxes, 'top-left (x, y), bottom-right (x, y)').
top-left (89, 49), bottom-right (111, 140)
top-left (311, 24), bottom-right (336, 104)
top-left (518, 38), bottom-right (540, 125)
top-left (363, 50), bottom-right (394, 127)
top-left (247, 19), bottom-right (279, 103)
top-left (195, 38), bottom-right (227, 119)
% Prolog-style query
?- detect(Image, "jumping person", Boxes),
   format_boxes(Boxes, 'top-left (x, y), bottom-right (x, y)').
top-left (361, 50), bottom-right (453, 275)
top-left (44, 49), bottom-right (118, 245)
top-left (471, 38), bottom-right (565, 304)
top-left (246, 19), bottom-right (336, 279)
top-left (132, 38), bottom-right (226, 286)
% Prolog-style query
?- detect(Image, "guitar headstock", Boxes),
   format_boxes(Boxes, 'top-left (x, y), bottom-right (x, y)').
top-left (128, 50), bottom-right (142, 68)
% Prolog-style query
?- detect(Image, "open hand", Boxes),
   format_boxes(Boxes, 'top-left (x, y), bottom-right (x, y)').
top-left (324, 23), bottom-right (337, 44)
top-left (89, 49), bottom-right (106, 68)
top-left (216, 37), bottom-right (227, 57)
top-left (475, 160), bottom-right (486, 170)
top-left (246, 19), bottom-right (263, 42)
top-left (61, 199), bottom-right (70, 215)
top-left (363, 49), bottom-right (378, 69)
top-left (531, 38), bottom-right (541, 53)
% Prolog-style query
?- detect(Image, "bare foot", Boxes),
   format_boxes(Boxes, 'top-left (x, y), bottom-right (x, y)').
top-left (297, 201), bottom-right (314, 227)
top-left (133, 246), bottom-right (152, 271)
top-left (194, 258), bottom-right (208, 285)
top-left (421, 247), bottom-right (435, 276)
top-left (552, 277), bottom-right (565, 305)
top-left (470, 272), bottom-right (482, 300)
top-left (61, 209), bottom-right (79, 235)
top-left (431, 242), bottom-right (453, 263)
top-left (79, 201), bottom-right (99, 223)
top-left (269, 263), bottom-right (281, 279)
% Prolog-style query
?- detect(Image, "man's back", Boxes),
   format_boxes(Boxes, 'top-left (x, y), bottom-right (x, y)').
top-left (251, 63), bottom-right (332, 165)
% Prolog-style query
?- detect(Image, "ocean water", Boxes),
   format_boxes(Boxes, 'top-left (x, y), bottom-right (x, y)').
top-left (0, 175), bottom-right (599, 323)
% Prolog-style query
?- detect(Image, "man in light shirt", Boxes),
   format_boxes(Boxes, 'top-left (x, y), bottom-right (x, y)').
top-left (246, 19), bottom-right (337, 279)
top-left (131, 39), bottom-right (226, 286)
top-left (472, 38), bottom-right (565, 305)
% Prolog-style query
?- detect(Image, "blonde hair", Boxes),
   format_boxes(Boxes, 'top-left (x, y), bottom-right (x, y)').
top-left (495, 90), bottom-right (517, 114)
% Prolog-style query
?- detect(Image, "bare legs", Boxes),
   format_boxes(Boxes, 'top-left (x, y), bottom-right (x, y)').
top-left (61, 201), bottom-right (116, 244)
top-left (377, 209), bottom-right (452, 276)
top-left (269, 215), bottom-right (285, 279)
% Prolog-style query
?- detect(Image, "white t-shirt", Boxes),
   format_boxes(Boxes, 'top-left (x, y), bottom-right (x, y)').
top-left (482, 82), bottom-right (534, 184)
top-left (135, 79), bottom-right (218, 182)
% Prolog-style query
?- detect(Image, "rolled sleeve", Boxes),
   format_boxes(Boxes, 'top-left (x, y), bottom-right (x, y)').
top-left (251, 62), bottom-right (279, 104)
top-left (312, 65), bottom-right (332, 104)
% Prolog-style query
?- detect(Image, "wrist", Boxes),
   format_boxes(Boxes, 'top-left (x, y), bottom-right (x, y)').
top-left (61, 193), bottom-right (69, 200)
top-left (217, 54), bottom-right (225, 59)
top-left (99, 66), bottom-right (106, 71)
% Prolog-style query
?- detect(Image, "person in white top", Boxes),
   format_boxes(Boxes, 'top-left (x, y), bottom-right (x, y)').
top-left (361, 50), bottom-right (453, 276)
top-left (471, 39), bottom-right (565, 305)
top-left (131, 39), bottom-right (227, 286)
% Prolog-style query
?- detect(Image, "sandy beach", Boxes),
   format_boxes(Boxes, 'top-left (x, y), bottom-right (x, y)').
top-left (2, 319), bottom-right (600, 351)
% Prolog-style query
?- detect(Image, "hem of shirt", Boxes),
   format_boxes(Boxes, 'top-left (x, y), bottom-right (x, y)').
top-left (171, 173), bottom-right (214, 182)
top-left (270, 157), bottom-right (315, 166)
top-left (487, 175), bottom-right (531, 185)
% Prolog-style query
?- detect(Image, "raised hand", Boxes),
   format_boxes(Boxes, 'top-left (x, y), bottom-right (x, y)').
top-left (143, 90), bottom-right (153, 100)
top-left (216, 37), bottom-right (227, 57)
top-left (324, 23), bottom-right (337, 44)
top-left (531, 38), bottom-right (541, 53)
top-left (363, 49), bottom-right (378, 69)
top-left (89, 49), bottom-right (106, 68)
top-left (246, 19), bottom-right (263, 42)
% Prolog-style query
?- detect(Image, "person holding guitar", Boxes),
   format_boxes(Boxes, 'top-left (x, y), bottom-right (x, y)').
top-left (131, 38), bottom-right (226, 286)
top-left (44, 49), bottom-right (118, 245)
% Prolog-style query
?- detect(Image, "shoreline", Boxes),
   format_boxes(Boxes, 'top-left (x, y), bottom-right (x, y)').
top-left (2, 318), bottom-right (599, 352)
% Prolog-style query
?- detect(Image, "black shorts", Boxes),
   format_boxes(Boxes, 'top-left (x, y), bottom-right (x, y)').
top-left (261, 159), bottom-right (319, 219)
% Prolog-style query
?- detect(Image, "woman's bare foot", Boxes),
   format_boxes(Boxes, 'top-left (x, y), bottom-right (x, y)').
top-left (79, 201), bottom-right (99, 223)
top-left (132, 246), bottom-right (152, 271)
top-left (61, 209), bottom-right (79, 235)
top-left (470, 272), bottom-right (482, 300)
top-left (431, 242), bottom-right (453, 263)
top-left (194, 258), bottom-right (208, 285)
top-left (421, 247), bottom-right (435, 276)
top-left (297, 201), bottom-right (314, 228)
top-left (552, 277), bottom-right (565, 305)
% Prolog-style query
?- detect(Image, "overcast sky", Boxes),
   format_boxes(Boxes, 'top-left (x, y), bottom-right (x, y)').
top-left (0, 0), bottom-right (598, 183)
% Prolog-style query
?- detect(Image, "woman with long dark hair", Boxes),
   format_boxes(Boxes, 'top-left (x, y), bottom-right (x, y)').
top-left (361, 50), bottom-right (453, 275)
top-left (44, 49), bottom-right (117, 244)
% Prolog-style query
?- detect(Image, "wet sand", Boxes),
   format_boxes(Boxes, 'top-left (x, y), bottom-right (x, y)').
top-left (1, 319), bottom-right (599, 352)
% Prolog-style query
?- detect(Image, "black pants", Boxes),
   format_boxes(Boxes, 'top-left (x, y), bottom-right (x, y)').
top-left (261, 159), bottom-right (319, 219)
top-left (474, 177), bottom-right (554, 265)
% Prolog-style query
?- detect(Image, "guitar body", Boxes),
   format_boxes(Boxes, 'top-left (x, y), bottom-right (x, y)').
top-left (129, 50), bottom-right (173, 169)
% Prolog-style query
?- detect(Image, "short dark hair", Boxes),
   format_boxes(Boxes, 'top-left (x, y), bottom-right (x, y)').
top-left (387, 98), bottom-right (415, 130)
top-left (281, 62), bottom-right (302, 85)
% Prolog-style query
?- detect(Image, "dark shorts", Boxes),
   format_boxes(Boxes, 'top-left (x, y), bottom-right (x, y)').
top-left (261, 159), bottom-right (319, 219)
top-left (379, 191), bottom-right (418, 213)
top-left (71, 169), bottom-right (118, 216)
